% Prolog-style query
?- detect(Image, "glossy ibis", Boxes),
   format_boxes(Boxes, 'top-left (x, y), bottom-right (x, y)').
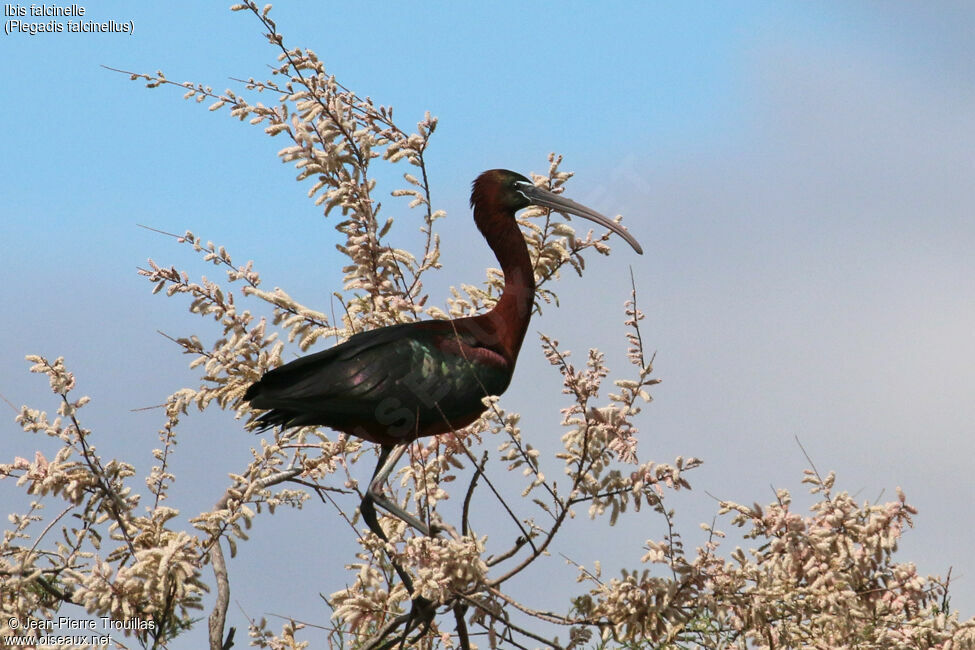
top-left (244, 169), bottom-right (642, 550)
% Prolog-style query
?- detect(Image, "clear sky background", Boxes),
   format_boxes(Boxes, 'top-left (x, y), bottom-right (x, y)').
top-left (2, 1), bottom-right (973, 645)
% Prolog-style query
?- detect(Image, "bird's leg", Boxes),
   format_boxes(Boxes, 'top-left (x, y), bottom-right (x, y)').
top-left (361, 445), bottom-right (418, 594)
top-left (367, 443), bottom-right (463, 540)
top-left (365, 443), bottom-right (432, 536)
top-left (360, 445), bottom-right (438, 650)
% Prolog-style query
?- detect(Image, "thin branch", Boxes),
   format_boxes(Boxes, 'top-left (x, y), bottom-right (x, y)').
top-left (461, 451), bottom-right (488, 538)
top-left (22, 504), bottom-right (73, 568)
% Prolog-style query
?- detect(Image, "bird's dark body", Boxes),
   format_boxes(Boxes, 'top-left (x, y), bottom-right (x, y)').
top-left (244, 318), bottom-right (515, 446)
top-left (245, 170), bottom-right (641, 447)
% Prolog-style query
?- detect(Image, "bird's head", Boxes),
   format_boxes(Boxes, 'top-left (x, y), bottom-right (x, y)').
top-left (471, 169), bottom-right (643, 254)
top-left (471, 169), bottom-right (534, 213)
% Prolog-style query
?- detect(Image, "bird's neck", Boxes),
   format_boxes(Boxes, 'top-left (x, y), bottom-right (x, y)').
top-left (475, 208), bottom-right (536, 363)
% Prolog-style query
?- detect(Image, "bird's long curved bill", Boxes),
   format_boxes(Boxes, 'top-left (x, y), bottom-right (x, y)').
top-left (518, 183), bottom-right (643, 255)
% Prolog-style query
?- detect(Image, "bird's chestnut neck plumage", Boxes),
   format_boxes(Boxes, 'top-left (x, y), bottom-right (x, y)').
top-left (470, 176), bottom-right (536, 365)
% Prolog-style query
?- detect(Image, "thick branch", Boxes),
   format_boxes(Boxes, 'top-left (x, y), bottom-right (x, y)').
top-left (207, 538), bottom-right (232, 650)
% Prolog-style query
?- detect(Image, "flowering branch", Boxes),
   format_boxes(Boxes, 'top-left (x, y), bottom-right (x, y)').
top-left (4, 3), bottom-right (971, 649)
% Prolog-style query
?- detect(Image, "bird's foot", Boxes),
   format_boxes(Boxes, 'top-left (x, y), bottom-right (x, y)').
top-left (364, 595), bottom-right (436, 650)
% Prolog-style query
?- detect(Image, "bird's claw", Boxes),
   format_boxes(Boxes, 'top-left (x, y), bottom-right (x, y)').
top-left (364, 595), bottom-right (437, 650)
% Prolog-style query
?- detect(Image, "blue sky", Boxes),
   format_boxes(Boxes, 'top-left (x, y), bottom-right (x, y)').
top-left (3, 2), bottom-right (974, 644)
